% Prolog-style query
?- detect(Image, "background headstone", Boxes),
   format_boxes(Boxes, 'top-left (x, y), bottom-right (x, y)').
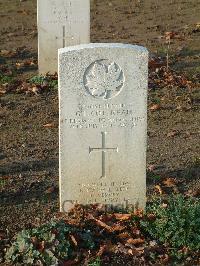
top-left (59, 43), bottom-right (148, 212)
top-left (37, 0), bottom-right (90, 74)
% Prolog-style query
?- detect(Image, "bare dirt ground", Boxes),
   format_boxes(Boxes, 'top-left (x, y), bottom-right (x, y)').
top-left (0, 0), bottom-right (200, 256)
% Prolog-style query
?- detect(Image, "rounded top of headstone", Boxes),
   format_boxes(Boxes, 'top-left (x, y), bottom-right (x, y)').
top-left (58, 43), bottom-right (148, 55)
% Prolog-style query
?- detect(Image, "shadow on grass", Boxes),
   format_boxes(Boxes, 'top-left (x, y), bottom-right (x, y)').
top-left (0, 159), bottom-right (58, 175)
top-left (0, 158), bottom-right (59, 205)
top-left (147, 160), bottom-right (200, 185)
top-left (0, 179), bottom-right (59, 207)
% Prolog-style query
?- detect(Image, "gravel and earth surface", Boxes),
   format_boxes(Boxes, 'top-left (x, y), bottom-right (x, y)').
top-left (0, 0), bottom-right (200, 264)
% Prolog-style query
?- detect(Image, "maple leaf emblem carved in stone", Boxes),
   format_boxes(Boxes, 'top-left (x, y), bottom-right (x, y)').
top-left (84, 59), bottom-right (125, 100)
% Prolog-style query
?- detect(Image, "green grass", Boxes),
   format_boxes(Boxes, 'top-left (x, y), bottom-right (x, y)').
top-left (29, 75), bottom-right (58, 89)
top-left (88, 257), bottom-right (101, 266)
top-left (140, 195), bottom-right (200, 260)
top-left (0, 73), bottom-right (13, 84)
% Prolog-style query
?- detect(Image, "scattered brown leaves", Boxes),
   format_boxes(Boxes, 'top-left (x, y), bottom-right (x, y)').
top-left (149, 65), bottom-right (195, 91)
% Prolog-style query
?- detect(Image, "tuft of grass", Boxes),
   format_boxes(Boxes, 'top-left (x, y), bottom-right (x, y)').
top-left (29, 75), bottom-right (58, 89)
top-left (88, 257), bottom-right (101, 266)
top-left (29, 75), bottom-right (46, 85)
top-left (147, 172), bottom-right (162, 184)
top-left (0, 73), bottom-right (13, 84)
top-left (140, 195), bottom-right (200, 259)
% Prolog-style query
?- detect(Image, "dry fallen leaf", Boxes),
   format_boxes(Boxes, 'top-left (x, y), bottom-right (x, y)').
top-left (160, 254), bottom-right (169, 263)
top-left (43, 123), bottom-right (56, 128)
top-left (0, 50), bottom-right (11, 56)
top-left (116, 243), bottom-right (130, 255)
top-left (148, 164), bottom-right (156, 172)
top-left (45, 186), bottom-right (55, 194)
top-left (111, 224), bottom-right (126, 232)
top-left (127, 238), bottom-right (144, 245)
top-left (114, 213), bottom-right (131, 221)
top-left (149, 104), bottom-right (161, 111)
top-left (88, 215), bottom-right (113, 231)
top-left (131, 227), bottom-right (140, 236)
top-left (163, 178), bottom-right (177, 187)
top-left (97, 244), bottom-right (107, 256)
top-left (193, 22), bottom-right (200, 32)
top-left (134, 209), bottom-right (144, 218)
top-left (16, 62), bottom-right (25, 68)
top-left (186, 189), bottom-right (200, 197)
top-left (31, 236), bottom-right (38, 245)
top-left (164, 31), bottom-right (178, 40)
top-left (155, 185), bottom-right (163, 194)
top-left (0, 88), bottom-right (6, 94)
top-left (31, 86), bottom-right (40, 95)
top-left (125, 246), bottom-right (144, 255)
top-left (161, 203), bottom-right (168, 208)
top-left (167, 130), bottom-right (179, 138)
top-left (118, 232), bottom-right (131, 239)
top-left (147, 213), bottom-right (156, 220)
top-left (38, 240), bottom-right (45, 252)
top-left (149, 58), bottom-right (165, 69)
top-left (69, 234), bottom-right (77, 246)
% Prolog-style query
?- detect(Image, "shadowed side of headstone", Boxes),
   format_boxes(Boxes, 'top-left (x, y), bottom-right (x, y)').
top-left (59, 43), bottom-right (148, 212)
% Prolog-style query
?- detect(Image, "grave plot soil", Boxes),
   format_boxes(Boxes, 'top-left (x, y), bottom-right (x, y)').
top-left (0, 0), bottom-right (200, 264)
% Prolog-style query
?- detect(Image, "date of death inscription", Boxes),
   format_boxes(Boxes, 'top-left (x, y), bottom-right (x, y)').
top-left (61, 103), bottom-right (145, 129)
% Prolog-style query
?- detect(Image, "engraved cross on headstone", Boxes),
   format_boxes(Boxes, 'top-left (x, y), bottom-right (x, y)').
top-left (89, 132), bottom-right (118, 178)
top-left (62, 26), bottom-right (74, 48)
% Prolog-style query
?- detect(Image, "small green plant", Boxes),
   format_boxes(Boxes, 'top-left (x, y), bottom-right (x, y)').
top-left (0, 73), bottom-right (13, 84)
top-left (140, 195), bottom-right (200, 259)
top-left (29, 75), bottom-right (58, 89)
top-left (6, 220), bottom-right (95, 265)
top-left (48, 79), bottom-right (58, 89)
top-left (147, 172), bottom-right (162, 184)
top-left (88, 257), bottom-right (101, 266)
top-left (29, 75), bottom-right (46, 85)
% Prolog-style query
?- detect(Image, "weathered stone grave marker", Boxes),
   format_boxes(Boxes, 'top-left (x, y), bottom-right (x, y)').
top-left (59, 43), bottom-right (148, 212)
top-left (37, 0), bottom-right (90, 74)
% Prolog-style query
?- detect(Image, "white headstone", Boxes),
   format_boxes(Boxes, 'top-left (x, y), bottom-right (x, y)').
top-left (59, 43), bottom-right (148, 212)
top-left (37, 0), bottom-right (90, 74)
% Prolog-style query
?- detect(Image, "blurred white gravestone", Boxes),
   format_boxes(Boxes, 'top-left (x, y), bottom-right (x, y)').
top-left (59, 43), bottom-right (148, 212)
top-left (37, 0), bottom-right (90, 74)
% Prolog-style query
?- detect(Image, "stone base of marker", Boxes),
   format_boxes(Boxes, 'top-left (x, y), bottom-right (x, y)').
top-left (59, 43), bottom-right (148, 212)
top-left (62, 201), bottom-right (138, 214)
